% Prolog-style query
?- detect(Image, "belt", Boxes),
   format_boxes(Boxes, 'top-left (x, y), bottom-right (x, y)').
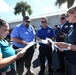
top-left (0, 68), bottom-right (11, 75)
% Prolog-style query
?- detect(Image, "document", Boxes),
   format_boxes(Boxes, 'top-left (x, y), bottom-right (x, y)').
top-left (46, 38), bottom-right (70, 51)
top-left (19, 42), bottom-right (37, 53)
top-left (19, 38), bottom-right (70, 54)
top-left (37, 39), bottom-right (48, 44)
top-left (19, 39), bottom-right (49, 53)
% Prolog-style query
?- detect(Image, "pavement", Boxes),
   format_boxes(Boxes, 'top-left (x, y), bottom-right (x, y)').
top-left (22, 43), bottom-right (65, 75)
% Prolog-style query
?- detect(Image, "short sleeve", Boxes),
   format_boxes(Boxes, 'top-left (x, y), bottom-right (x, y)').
top-left (0, 44), bottom-right (2, 53)
top-left (11, 26), bottom-right (19, 38)
top-left (50, 28), bottom-right (55, 37)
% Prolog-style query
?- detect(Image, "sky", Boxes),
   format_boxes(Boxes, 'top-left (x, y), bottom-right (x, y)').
top-left (0, 0), bottom-right (76, 22)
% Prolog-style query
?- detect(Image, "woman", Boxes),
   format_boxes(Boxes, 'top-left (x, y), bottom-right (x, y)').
top-left (0, 19), bottom-right (25, 75)
top-left (54, 6), bottom-right (76, 75)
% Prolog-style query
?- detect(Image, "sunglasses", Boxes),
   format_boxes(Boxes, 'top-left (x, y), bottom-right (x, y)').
top-left (26, 21), bottom-right (30, 23)
top-left (41, 21), bottom-right (47, 23)
top-left (60, 17), bottom-right (65, 20)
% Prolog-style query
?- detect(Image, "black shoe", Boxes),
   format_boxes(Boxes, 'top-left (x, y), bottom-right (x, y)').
top-left (38, 71), bottom-right (44, 75)
top-left (56, 68), bottom-right (65, 72)
top-left (47, 72), bottom-right (54, 75)
top-left (48, 68), bottom-right (53, 74)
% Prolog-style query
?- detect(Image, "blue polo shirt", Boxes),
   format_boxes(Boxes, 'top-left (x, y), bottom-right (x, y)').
top-left (11, 23), bottom-right (35, 48)
top-left (36, 26), bottom-right (55, 46)
top-left (0, 40), bottom-right (15, 73)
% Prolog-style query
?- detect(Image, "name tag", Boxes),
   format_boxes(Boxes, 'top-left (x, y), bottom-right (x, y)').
top-left (65, 25), bottom-right (68, 28)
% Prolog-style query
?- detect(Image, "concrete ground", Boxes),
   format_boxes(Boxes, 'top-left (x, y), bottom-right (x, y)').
top-left (22, 43), bottom-right (65, 75)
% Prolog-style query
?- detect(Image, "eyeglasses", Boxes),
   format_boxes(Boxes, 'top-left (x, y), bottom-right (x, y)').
top-left (41, 21), bottom-right (47, 23)
top-left (60, 17), bottom-right (65, 20)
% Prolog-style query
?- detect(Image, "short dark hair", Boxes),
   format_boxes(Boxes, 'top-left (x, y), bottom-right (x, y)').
top-left (0, 19), bottom-right (6, 28)
top-left (61, 13), bottom-right (66, 16)
top-left (23, 16), bottom-right (30, 21)
top-left (41, 17), bottom-right (48, 22)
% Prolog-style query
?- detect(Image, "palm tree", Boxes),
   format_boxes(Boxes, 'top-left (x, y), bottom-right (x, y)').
top-left (55, 0), bottom-right (75, 8)
top-left (14, 1), bottom-right (33, 17)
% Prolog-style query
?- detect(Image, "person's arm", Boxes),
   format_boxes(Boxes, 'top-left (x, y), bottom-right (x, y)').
top-left (11, 38), bottom-right (28, 46)
top-left (0, 53), bottom-right (17, 69)
top-left (36, 36), bottom-right (42, 41)
top-left (59, 32), bottom-right (67, 38)
top-left (0, 49), bottom-right (25, 69)
top-left (54, 42), bottom-right (76, 51)
top-left (51, 37), bottom-right (55, 41)
top-left (11, 26), bottom-right (28, 46)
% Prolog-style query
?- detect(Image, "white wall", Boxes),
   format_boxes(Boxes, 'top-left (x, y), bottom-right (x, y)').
top-left (47, 15), bottom-right (59, 27)
top-left (30, 15), bottom-right (60, 29)
top-left (9, 21), bottom-right (22, 29)
top-left (9, 14), bottom-right (60, 29)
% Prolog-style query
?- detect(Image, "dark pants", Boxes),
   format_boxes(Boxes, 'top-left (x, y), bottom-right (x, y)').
top-left (39, 46), bottom-right (53, 73)
top-left (0, 68), bottom-right (16, 75)
top-left (13, 45), bottom-right (34, 75)
top-left (65, 60), bottom-right (76, 75)
top-left (57, 49), bottom-right (65, 70)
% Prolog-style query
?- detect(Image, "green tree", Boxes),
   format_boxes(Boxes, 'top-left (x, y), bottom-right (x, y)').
top-left (14, 1), bottom-right (33, 17)
top-left (55, 0), bottom-right (75, 8)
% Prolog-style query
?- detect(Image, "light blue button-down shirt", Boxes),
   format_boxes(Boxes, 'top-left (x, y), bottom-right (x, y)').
top-left (11, 23), bottom-right (35, 48)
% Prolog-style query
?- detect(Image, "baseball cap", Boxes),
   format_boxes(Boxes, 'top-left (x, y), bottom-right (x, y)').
top-left (23, 16), bottom-right (31, 22)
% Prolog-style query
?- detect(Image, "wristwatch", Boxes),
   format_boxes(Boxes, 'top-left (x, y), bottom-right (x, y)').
top-left (67, 44), bottom-right (71, 50)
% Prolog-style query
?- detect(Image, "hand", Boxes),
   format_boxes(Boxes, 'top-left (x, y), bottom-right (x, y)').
top-left (59, 32), bottom-right (66, 38)
top-left (58, 49), bottom-right (64, 52)
top-left (22, 41), bottom-right (28, 46)
top-left (46, 41), bottom-right (51, 46)
top-left (16, 48), bottom-right (23, 52)
top-left (16, 51), bottom-right (25, 59)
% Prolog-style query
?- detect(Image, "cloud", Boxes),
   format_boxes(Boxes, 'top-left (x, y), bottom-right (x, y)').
top-left (0, 0), bottom-right (13, 13)
top-left (34, 0), bottom-right (41, 4)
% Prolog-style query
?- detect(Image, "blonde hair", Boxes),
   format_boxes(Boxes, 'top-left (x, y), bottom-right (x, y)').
top-left (67, 6), bottom-right (76, 14)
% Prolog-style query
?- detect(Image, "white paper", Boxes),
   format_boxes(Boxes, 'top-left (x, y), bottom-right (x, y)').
top-left (19, 42), bottom-right (37, 53)
top-left (19, 38), bottom-right (70, 53)
top-left (38, 39), bottom-right (48, 44)
top-left (46, 38), bottom-right (70, 51)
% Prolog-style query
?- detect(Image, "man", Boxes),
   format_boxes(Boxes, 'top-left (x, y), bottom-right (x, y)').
top-left (36, 17), bottom-right (55, 75)
top-left (56, 13), bottom-right (72, 72)
top-left (11, 16), bottom-right (35, 75)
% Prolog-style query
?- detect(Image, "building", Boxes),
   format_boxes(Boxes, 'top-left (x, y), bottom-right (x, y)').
top-left (8, 11), bottom-right (66, 30)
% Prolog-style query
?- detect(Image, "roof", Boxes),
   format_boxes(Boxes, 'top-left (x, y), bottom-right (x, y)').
top-left (8, 10), bottom-right (66, 23)
top-left (31, 11), bottom-right (66, 19)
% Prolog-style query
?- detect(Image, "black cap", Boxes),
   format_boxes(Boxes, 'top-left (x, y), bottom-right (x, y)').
top-left (23, 16), bottom-right (31, 21)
